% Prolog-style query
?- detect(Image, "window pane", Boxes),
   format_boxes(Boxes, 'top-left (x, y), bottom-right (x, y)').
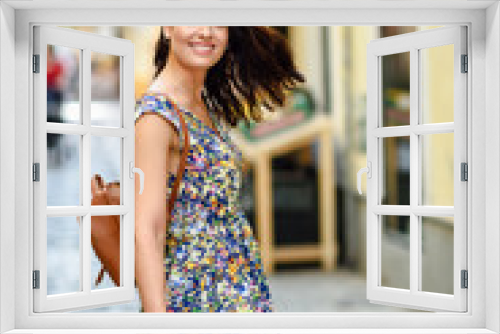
top-left (91, 51), bottom-right (121, 128)
top-left (91, 215), bottom-right (121, 290)
top-left (421, 133), bottom-right (454, 206)
top-left (47, 216), bottom-right (82, 295)
top-left (420, 44), bottom-right (454, 124)
top-left (47, 133), bottom-right (80, 206)
top-left (421, 216), bottom-right (454, 295)
top-left (382, 52), bottom-right (410, 127)
top-left (91, 135), bottom-right (122, 205)
top-left (47, 44), bottom-right (80, 125)
top-left (381, 136), bottom-right (410, 205)
top-left (381, 215), bottom-right (410, 290)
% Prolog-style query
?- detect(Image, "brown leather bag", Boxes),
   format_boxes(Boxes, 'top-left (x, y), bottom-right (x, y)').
top-left (85, 97), bottom-right (190, 288)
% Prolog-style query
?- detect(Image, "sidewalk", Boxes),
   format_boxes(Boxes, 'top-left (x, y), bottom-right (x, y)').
top-left (267, 267), bottom-right (425, 312)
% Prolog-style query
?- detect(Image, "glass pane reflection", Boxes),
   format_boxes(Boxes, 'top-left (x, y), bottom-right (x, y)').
top-left (381, 215), bottom-right (410, 290)
top-left (47, 133), bottom-right (80, 206)
top-left (381, 136), bottom-right (410, 206)
top-left (420, 44), bottom-right (454, 124)
top-left (47, 216), bottom-right (82, 295)
top-left (421, 216), bottom-right (454, 295)
top-left (91, 51), bottom-right (121, 128)
top-left (47, 44), bottom-right (80, 124)
top-left (421, 133), bottom-right (454, 206)
top-left (382, 52), bottom-right (410, 127)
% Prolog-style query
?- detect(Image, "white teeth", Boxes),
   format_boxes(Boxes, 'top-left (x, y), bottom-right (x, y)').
top-left (191, 46), bottom-right (213, 53)
top-left (190, 43), bottom-right (213, 50)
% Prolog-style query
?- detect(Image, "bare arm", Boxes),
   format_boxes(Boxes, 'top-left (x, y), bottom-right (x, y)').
top-left (135, 113), bottom-right (175, 313)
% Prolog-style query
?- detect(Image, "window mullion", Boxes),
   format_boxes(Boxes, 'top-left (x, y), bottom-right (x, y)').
top-left (82, 47), bottom-right (91, 295)
top-left (410, 47), bottom-right (419, 294)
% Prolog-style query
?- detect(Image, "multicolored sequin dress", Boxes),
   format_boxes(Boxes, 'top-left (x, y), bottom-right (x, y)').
top-left (135, 92), bottom-right (275, 312)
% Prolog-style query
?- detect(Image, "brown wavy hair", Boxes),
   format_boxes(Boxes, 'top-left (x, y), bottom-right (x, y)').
top-left (153, 26), bottom-right (306, 128)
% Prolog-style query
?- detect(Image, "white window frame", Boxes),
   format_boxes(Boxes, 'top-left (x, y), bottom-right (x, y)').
top-left (0, 1), bottom-right (498, 333)
top-left (365, 25), bottom-right (468, 312)
top-left (32, 25), bottom-right (137, 313)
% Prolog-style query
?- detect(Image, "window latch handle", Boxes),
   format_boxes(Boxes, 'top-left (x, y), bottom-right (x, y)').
top-left (129, 161), bottom-right (144, 195)
top-left (357, 161), bottom-right (372, 195)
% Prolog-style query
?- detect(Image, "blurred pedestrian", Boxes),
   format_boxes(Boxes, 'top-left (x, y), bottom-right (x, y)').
top-left (47, 45), bottom-right (64, 148)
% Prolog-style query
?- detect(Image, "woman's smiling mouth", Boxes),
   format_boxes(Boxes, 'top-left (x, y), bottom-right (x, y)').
top-left (189, 42), bottom-right (215, 55)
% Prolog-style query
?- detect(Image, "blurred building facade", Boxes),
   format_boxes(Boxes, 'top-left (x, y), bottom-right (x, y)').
top-left (331, 25), bottom-right (453, 294)
top-left (50, 25), bottom-right (454, 311)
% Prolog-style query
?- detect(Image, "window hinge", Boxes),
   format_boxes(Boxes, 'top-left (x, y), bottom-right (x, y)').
top-left (461, 54), bottom-right (468, 73)
top-left (33, 163), bottom-right (40, 182)
top-left (33, 54), bottom-right (40, 73)
top-left (461, 269), bottom-right (468, 289)
top-left (33, 270), bottom-right (40, 289)
top-left (461, 162), bottom-right (468, 181)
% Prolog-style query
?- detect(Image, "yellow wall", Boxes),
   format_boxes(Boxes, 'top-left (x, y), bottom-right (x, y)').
top-left (419, 26), bottom-right (454, 206)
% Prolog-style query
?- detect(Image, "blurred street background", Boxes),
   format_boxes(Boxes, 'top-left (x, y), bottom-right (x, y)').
top-left (44, 25), bottom-right (452, 313)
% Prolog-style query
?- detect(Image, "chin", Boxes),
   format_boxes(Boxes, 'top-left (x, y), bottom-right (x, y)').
top-left (189, 60), bottom-right (218, 69)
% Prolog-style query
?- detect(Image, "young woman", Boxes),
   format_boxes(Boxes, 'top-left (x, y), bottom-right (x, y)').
top-left (133, 26), bottom-right (305, 312)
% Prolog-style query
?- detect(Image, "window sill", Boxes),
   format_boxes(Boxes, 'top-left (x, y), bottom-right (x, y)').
top-left (3, 329), bottom-right (498, 334)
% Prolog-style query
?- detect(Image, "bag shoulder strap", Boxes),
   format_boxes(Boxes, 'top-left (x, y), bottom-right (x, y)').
top-left (166, 100), bottom-right (190, 221)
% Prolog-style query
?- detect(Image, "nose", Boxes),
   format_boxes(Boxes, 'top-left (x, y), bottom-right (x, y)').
top-left (198, 26), bottom-right (214, 37)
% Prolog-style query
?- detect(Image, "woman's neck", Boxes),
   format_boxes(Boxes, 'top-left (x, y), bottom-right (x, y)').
top-left (151, 63), bottom-right (207, 110)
